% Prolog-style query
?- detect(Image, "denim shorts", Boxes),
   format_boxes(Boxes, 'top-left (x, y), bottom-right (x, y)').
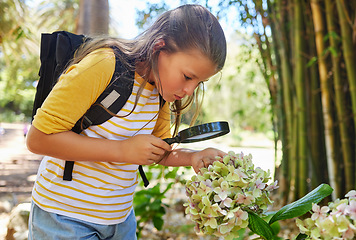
top-left (28, 202), bottom-right (137, 240)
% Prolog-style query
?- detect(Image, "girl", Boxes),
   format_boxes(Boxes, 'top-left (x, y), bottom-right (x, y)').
top-left (27, 4), bottom-right (227, 240)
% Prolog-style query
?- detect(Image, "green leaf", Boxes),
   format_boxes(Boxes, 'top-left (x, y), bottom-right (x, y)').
top-left (248, 212), bottom-right (275, 240)
top-left (327, 46), bottom-right (338, 57)
top-left (153, 215), bottom-right (164, 230)
top-left (295, 233), bottom-right (309, 240)
top-left (162, 182), bottom-right (174, 195)
top-left (261, 211), bottom-right (280, 236)
top-left (269, 184), bottom-right (333, 224)
top-left (306, 56), bottom-right (317, 67)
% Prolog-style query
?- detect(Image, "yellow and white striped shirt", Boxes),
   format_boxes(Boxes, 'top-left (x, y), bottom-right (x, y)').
top-left (31, 48), bottom-right (171, 224)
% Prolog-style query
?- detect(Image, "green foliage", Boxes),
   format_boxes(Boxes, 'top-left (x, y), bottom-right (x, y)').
top-left (133, 164), bottom-right (190, 237)
top-left (202, 35), bottom-right (272, 136)
top-left (246, 184), bottom-right (333, 239)
top-left (268, 184), bottom-right (333, 224)
top-left (134, 182), bottom-right (174, 236)
top-left (295, 233), bottom-right (309, 240)
top-left (0, 0), bottom-right (81, 122)
top-left (136, 2), bottom-right (169, 29)
top-left (36, 0), bottom-right (79, 32)
top-left (248, 211), bottom-right (275, 240)
top-left (0, 51), bottom-right (38, 121)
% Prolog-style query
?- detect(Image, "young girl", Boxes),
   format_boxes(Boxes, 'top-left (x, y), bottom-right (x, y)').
top-left (27, 4), bottom-right (227, 240)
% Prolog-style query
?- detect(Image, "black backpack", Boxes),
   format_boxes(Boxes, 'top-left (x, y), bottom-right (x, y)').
top-left (32, 31), bottom-right (150, 187)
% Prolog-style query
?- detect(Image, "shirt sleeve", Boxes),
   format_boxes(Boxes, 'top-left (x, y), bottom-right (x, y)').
top-left (152, 102), bottom-right (172, 139)
top-left (32, 48), bottom-right (116, 134)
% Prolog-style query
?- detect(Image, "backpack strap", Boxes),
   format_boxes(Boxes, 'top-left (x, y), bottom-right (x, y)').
top-left (71, 52), bottom-right (135, 133)
top-left (63, 49), bottom-right (135, 181)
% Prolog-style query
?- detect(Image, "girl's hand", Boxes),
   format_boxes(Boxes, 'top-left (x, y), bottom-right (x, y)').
top-left (191, 148), bottom-right (226, 174)
top-left (118, 134), bottom-right (172, 165)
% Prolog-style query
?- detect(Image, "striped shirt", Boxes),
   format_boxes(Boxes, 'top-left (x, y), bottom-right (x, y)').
top-left (31, 48), bottom-right (171, 224)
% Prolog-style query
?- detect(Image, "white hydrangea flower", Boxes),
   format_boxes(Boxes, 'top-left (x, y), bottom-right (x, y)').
top-left (184, 151), bottom-right (277, 239)
top-left (296, 190), bottom-right (356, 239)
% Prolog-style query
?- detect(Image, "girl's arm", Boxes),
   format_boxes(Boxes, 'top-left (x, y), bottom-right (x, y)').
top-left (26, 125), bottom-right (171, 165)
top-left (158, 147), bottom-right (226, 173)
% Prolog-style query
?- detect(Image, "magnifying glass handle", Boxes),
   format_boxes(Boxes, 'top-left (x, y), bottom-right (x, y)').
top-left (163, 137), bottom-right (177, 145)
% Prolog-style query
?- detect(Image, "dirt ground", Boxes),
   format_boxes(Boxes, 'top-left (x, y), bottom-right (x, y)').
top-left (0, 123), bottom-right (42, 239)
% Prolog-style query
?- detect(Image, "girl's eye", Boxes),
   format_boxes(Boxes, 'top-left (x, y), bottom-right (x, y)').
top-left (184, 74), bottom-right (192, 80)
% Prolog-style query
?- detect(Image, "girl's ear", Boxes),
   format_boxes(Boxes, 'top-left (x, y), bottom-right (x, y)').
top-left (153, 39), bottom-right (165, 52)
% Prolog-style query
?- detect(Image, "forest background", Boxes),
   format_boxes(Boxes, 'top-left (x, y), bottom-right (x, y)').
top-left (0, 0), bottom-right (355, 214)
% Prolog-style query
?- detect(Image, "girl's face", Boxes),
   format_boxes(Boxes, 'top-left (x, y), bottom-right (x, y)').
top-left (154, 49), bottom-right (217, 102)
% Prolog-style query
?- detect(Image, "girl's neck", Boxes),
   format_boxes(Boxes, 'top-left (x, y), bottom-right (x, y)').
top-left (135, 61), bottom-right (155, 84)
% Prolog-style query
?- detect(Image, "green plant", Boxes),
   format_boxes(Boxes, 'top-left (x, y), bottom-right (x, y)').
top-left (248, 184), bottom-right (333, 239)
top-left (133, 164), bottom-right (188, 237)
top-left (184, 151), bottom-right (334, 239)
top-left (133, 182), bottom-right (173, 237)
top-left (295, 190), bottom-right (356, 239)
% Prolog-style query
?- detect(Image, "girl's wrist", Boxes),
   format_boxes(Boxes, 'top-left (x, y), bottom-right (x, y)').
top-left (112, 139), bottom-right (128, 163)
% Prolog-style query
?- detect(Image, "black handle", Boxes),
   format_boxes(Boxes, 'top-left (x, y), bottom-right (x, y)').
top-left (163, 137), bottom-right (178, 144)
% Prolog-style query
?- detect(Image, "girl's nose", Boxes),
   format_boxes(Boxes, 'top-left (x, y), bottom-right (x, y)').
top-left (183, 83), bottom-right (197, 96)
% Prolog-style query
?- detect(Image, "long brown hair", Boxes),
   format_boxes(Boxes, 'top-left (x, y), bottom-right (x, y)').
top-left (69, 4), bottom-right (227, 136)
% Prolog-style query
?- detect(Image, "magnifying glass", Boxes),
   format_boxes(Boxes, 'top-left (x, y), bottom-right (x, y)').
top-left (163, 121), bottom-right (230, 144)
top-left (139, 121), bottom-right (230, 187)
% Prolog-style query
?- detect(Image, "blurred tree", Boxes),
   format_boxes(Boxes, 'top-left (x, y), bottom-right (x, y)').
top-left (36, 0), bottom-right (79, 33)
top-left (0, 0), bottom-right (38, 121)
top-left (77, 0), bottom-right (109, 35)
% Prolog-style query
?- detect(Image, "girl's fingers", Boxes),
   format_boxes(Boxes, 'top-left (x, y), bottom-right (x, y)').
top-left (202, 156), bottom-right (214, 168)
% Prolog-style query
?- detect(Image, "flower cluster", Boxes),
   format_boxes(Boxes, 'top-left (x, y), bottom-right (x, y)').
top-left (184, 151), bottom-right (278, 239)
top-left (296, 190), bottom-right (356, 239)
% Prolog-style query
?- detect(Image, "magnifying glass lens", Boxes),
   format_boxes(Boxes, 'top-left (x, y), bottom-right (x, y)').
top-left (185, 131), bottom-right (223, 140)
top-left (163, 121), bottom-right (230, 144)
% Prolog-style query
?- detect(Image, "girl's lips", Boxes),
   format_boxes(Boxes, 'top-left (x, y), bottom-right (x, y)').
top-left (174, 95), bottom-right (183, 100)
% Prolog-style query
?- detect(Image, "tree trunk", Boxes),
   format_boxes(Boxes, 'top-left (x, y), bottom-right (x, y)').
top-left (76, 0), bottom-right (109, 35)
top-left (90, 0), bottom-right (109, 35)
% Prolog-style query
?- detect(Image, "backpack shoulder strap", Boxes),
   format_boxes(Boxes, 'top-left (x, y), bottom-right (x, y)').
top-left (64, 49), bottom-right (135, 181)
top-left (71, 51), bottom-right (135, 133)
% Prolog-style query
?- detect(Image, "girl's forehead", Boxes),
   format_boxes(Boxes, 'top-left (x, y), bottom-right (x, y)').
top-left (176, 49), bottom-right (214, 65)
top-left (174, 50), bottom-right (218, 79)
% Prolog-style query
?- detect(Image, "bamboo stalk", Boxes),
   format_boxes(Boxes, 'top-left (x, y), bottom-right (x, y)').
top-left (273, 0), bottom-right (295, 203)
top-left (302, 0), bottom-right (327, 188)
top-left (307, 31), bottom-right (327, 187)
top-left (311, 0), bottom-right (339, 199)
top-left (288, 105), bottom-right (298, 201)
top-left (326, 0), bottom-right (355, 193)
top-left (335, 0), bottom-right (356, 188)
top-left (267, 0), bottom-right (289, 204)
top-left (294, 0), bottom-right (308, 198)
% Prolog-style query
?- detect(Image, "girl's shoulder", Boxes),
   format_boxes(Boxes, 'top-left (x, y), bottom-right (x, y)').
top-left (88, 47), bottom-right (115, 58)
top-left (78, 48), bottom-right (116, 70)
